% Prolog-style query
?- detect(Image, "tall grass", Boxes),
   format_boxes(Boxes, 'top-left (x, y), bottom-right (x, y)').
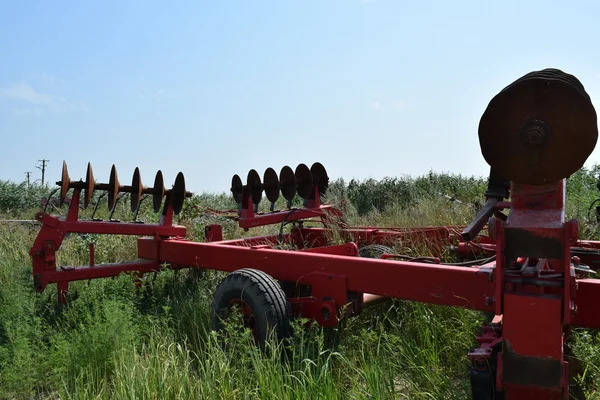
top-left (1, 170), bottom-right (600, 399)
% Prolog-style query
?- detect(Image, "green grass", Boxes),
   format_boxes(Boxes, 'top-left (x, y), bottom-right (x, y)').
top-left (1, 170), bottom-right (600, 399)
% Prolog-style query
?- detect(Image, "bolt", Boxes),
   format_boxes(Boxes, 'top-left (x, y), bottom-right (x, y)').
top-left (526, 128), bottom-right (545, 144)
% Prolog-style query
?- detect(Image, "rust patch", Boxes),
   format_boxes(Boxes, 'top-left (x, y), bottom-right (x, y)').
top-left (502, 340), bottom-right (563, 389)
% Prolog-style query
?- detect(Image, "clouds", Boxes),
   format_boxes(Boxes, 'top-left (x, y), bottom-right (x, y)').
top-left (3, 82), bottom-right (52, 104)
top-left (2, 75), bottom-right (89, 116)
top-left (370, 99), bottom-right (409, 112)
top-left (370, 101), bottom-right (382, 110)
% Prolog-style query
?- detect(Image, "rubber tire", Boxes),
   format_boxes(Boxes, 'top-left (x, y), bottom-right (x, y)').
top-left (212, 268), bottom-right (293, 346)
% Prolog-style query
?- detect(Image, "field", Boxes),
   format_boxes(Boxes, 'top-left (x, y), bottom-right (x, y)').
top-left (2, 170), bottom-right (600, 399)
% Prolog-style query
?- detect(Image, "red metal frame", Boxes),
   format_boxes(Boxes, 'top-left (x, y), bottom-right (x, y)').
top-left (28, 171), bottom-right (600, 399)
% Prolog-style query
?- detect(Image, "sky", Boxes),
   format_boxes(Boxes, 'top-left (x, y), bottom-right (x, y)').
top-left (1, 0), bottom-right (600, 194)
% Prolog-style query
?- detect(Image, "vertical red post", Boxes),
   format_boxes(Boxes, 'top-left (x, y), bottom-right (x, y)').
top-left (497, 180), bottom-right (571, 398)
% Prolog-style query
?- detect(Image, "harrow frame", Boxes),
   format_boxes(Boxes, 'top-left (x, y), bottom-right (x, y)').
top-left (28, 68), bottom-right (600, 399)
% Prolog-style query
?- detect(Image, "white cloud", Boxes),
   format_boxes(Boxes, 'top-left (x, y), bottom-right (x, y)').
top-left (370, 101), bottom-right (382, 110)
top-left (2, 81), bottom-right (89, 114)
top-left (11, 108), bottom-right (43, 116)
top-left (3, 82), bottom-right (52, 104)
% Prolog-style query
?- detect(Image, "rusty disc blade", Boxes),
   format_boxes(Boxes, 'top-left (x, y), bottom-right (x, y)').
top-left (131, 167), bottom-right (143, 213)
top-left (263, 167), bottom-right (280, 203)
top-left (279, 166), bottom-right (296, 201)
top-left (108, 165), bottom-right (120, 211)
top-left (60, 160), bottom-right (70, 205)
top-left (295, 163), bottom-right (313, 199)
top-left (231, 174), bottom-right (243, 203)
top-left (479, 68), bottom-right (598, 185)
top-left (84, 162), bottom-right (95, 208)
top-left (153, 170), bottom-right (165, 213)
top-left (247, 169), bottom-right (262, 204)
top-left (171, 172), bottom-right (186, 215)
top-left (310, 162), bottom-right (329, 198)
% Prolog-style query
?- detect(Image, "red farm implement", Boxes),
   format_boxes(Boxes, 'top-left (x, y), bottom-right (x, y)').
top-left (30, 69), bottom-right (600, 399)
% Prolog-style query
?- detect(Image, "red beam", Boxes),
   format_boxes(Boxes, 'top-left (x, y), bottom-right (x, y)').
top-left (139, 239), bottom-right (496, 312)
top-left (36, 213), bottom-right (187, 237)
top-left (43, 260), bottom-right (161, 283)
top-left (572, 278), bottom-right (600, 329)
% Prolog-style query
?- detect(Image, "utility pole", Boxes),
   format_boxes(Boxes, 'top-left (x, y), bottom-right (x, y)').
top-left (25, 171), bottom-right (32, 188)
top-left (36, 159), bottom-right (49, 186)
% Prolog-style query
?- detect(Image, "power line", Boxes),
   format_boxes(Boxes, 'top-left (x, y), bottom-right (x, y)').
top-left (36, 159), bottom-right (50, 186)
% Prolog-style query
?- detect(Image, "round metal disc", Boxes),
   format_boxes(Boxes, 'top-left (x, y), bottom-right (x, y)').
top-left (295, 163), bottom-right (313, 199)
top-left (479, 68), bottom-right (598, 185)
top-left (60, 160), bottom-right (70, 205)
top-left (153, 170), bottom-right (165, 213)
top-left (108, 165), bottom-right (120, 211)
top-left (231, 174), bottom-right (243, 203)
top-left (131, 167), bottom-right (143, 213)
top-left (247, 169), bottom-right (262, 204)
top-left (263, 167), bottom-right (280, 203)
top-left (279, 165), bottom-right (296, 201)
top-left (171, 172), bottom-right (186, 215)
top-left (310, 162), bottom-right (329, 198)
top-left (84, 162), bottom-right (95, 208)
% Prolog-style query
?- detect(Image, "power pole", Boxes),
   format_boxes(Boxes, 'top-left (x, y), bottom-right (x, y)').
top-left (25, 171), bottom-right (32, 188)
top-left (36, 159), bottom-right (50, 186)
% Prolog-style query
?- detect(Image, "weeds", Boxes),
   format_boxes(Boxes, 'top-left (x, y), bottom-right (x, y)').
top-left (1, 170), bottom-right (600, 399)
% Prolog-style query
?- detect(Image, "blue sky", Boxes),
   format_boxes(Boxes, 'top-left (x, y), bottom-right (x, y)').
top-left (1, 1), bottom-right (600, 194)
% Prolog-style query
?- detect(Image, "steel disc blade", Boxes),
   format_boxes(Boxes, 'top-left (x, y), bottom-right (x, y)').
top-left (153, 170), bottom-right (165, 213)
top-left (263, 167), bottom-right (280, 203)
top-left (279, 166), bottom-right (296, 201)
top-left (84, 162), bottom-right (96, 208)
top-left (295, 163), bottom-right (313, 199)
top-left (131, 167), bottom-right (143, 213)
top-left (231, 174), bottom-right (243, 203)
top-left (171, 172), bottom-right (186, 215)
top-left (310, 162), bottom-right (329, 198)
top-left (479, 68), bottom-right (598, 185)
top-left (247, 169), bottom-right (263, 204)
top-left (108, 165), bottom-right (119, 211)
top-left (60, 160), bottom-right (70, 205)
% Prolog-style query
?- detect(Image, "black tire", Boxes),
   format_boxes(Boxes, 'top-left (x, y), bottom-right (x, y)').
top-left (359, 244), bottom-right (394, 259)
top-left (212, 268), bottom-right (293, 346)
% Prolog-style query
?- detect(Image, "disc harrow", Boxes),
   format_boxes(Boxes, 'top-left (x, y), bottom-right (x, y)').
top-left (28, 68), bottom-right (600, 399)
top-left (56, 161), bottom-right (192, 216)
top-left (230, 162), bottom-right (330, 209)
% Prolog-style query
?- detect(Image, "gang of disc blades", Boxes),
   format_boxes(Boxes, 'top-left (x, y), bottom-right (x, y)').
top-left (231, 174), bottom-right (243, 204)
top-left (479, 68), bottom-right (598, 185)
top-left (108, 165), bottom-right (120, 211)
top-left (153, 171), bottom-right (165, 213)
top-left (247, 169), bottom-right (263, 204)
top-left (131, 167), bottom-right (143, 213)
top-left (263, 167), bottom-right (280, 203)
top-left (84, 162), bottom-right (96, 208)
top-left (310, 162), bottom-right (329, 198)
top-left (171, 172), bottom-right (186, 215)
top-left (60, 160), bottom-right (70, 205)
top-left (279, 166), bottom-right (296, 201)
top-left (295, 163), bottom-right (313, 199)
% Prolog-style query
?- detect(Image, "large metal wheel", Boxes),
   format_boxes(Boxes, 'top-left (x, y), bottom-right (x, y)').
top-left (211, 268), bottom-right (293, 346)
